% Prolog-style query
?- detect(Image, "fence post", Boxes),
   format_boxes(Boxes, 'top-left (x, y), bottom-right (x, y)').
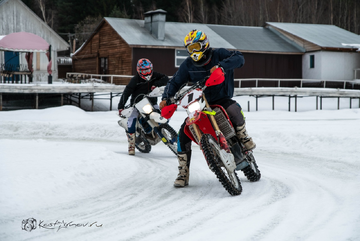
top-left (247, 101), bottom-right (250, 112)
top-left (0, 93), bottom-right (2, 111)
top-left (316, 96), bottom-right (318, 110)
top-left (337, 97), bottom-right (340, 110)
top-left (320, 96), bottom-right (323, 110)
top-left (35, 93), bottom-right (38, 109)
top-left (288, 95), bottom-right (291, 112)
top-left (272, 95), bottom-right (275, 110)
top-left (91, 93), bottom-right (94, 111)
top-left (256, 96), bottom-right (258, 111)
top-left (349, 97), bottom-right (352, 109)
top-left (110, 92), bottom-right (113, 111)
top-left (295, 95), bottom-right (297, 112)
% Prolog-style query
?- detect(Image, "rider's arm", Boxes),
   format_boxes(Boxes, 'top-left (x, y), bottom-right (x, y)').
top-left (118, 76), bottom-right (137, 109)
top-left (216, 48), bottom-right (245, 71)
top-left (162, 61), bottom-right (190, 101)
top-left (152, 72), bottom-right (169, 87)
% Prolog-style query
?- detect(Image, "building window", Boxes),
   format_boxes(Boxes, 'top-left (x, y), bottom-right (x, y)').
top-left (310, 55), bottom-right (315, 68)
top-left (175, 49), bottom-right (188, 67)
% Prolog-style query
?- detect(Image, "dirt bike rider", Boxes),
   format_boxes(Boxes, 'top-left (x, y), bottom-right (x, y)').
top-left (118, 58), bottom-right (169, 155)
top-left (160, 30), bottom-right (256, 187)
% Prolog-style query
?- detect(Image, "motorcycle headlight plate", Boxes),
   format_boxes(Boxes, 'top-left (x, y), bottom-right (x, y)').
top-left (142, 103), bottom-right (153, 114)
top-left (188, 101), bottom-right (201, 113)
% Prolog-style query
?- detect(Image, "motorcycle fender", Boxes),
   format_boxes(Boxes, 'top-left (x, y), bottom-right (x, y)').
top-left (118, 118), bottom-right (128, 131)
top-left (186, 112), bottom-right (217, 140)
top-left (150, 112), bottom-right (167, 124)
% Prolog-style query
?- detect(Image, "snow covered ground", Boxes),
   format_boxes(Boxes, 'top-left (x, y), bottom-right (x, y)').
top-left (0, 95), bottom-right (360, 241)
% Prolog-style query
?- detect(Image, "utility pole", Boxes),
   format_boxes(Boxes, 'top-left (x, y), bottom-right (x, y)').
top-left (67, 33), bottom-right (76, 54)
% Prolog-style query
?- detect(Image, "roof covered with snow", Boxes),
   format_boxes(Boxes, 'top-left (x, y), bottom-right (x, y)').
top-left (267, 22), bottom-right (360, 50)
top-left (104, 17), bottom-right (303, 53)
top-left (104, 17), bottom-right (235, 50)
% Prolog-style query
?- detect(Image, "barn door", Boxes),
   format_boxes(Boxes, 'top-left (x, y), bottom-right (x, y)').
top-left (99, 57), bottom-right (108, 82)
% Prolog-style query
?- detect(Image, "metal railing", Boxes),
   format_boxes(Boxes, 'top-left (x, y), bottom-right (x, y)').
top-left (65, 73), bottom-right (360, 89)
top-left (66, 72), bottom-right (133, 84)
top-left (234, 78), bottom-right (360, 89)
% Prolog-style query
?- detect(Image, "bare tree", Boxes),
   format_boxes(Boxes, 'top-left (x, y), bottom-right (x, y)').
top-left (196, 0), bottom-right (208, 23)
top-left (34, 0), bottom-right (56, 28)
top-left (74, 15), bottom-right (103, 46)
top-left (178, 0), bottom-right (194, 23)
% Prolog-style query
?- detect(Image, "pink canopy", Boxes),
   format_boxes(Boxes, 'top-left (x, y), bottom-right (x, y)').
top-left (0, 32), bottom-right (49, 52)
top-left (0, 32), bottom-right (52, 76)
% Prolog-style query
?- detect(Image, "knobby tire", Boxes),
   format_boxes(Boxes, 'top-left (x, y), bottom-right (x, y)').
top-left (159, 124), bottom-right (178, 156)
top-left (200, 134), bottom-right (242, 196)
top-left (135, 131), bottom-right (151, 153)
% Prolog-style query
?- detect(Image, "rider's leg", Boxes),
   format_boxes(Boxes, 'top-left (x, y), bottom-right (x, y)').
top-left (174, 119), bottom-right (192, 187)
top-left (126, 110), bottom-right (138, 155)
top-left (224, 100), bottom-right (256, 151)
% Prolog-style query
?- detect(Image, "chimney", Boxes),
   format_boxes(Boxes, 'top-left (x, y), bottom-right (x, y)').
top-left (144, 9), bottom-right (167, 40)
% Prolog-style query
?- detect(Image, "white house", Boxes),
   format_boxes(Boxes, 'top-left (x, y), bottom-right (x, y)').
top-left (267, 22), bottom-right (360, 80)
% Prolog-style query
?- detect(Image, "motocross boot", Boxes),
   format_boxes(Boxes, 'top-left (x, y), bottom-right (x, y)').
top-left (236, 123), bottom-right (256, 151)
top-left (174, 151), bottom-right (191, 187)
top-left (126, 133), bottom-right (136, 155)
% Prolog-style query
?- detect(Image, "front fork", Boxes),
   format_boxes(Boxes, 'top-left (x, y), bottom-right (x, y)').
top-left (152, 126), bottom-right (176, 146)
top-left (196, 96), bottom-right (236, 172)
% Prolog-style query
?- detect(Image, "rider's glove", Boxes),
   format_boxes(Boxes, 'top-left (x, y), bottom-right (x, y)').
top-left (159, 100), bottom-right (167, 110)
top-left (151, 85), bottom-right (156, 90)
top-left (118, 109), bottom-right (123, 115)
top-left (210, 65), bottom-right (225, 74)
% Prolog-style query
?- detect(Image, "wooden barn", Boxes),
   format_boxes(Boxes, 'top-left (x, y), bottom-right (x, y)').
top-left (72, 9), bottom-right (303, 85)
top-left (72, 9), bottom-right (360, 86)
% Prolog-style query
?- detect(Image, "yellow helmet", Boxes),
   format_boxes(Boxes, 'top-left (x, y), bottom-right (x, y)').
top-left (184, 30), bottom-right (210, 62)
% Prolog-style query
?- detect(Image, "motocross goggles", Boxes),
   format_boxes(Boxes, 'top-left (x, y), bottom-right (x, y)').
top-left (186, 42), bottom-right (202, 54)
top-left (139, 68), bottom-right (152, 74)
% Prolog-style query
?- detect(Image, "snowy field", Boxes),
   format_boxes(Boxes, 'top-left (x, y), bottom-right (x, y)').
top-left (0, 94), bottom-right (360, 241)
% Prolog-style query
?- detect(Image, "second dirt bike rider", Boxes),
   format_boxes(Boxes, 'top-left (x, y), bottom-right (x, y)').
top-left (118, 58), bottom-right (169, 155)
top-left (160, 29), bottom-right (256, 187)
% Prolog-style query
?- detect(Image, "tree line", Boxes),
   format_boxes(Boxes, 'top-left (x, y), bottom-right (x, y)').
top-left (22, 0), bottom-right (360, 49)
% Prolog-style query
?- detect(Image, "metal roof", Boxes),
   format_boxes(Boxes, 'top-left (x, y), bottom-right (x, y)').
top-left (105, 17), bottom-right (235, 49)
top-left (208, 25), bottom-right (303, 53)
top-left (94, 18), bottom-right (360, 54)
top-left (267, 22), bottom-right (360, 49)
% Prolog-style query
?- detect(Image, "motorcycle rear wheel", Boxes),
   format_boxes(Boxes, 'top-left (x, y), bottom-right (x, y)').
top-left (242, 152), bottom-right (261, 182)
top-left (135, 131), bottom-right (151, 153)
top-left (200, 134), bottom-right (242, 196)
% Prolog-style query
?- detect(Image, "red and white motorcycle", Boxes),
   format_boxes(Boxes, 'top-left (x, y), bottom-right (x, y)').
top-left (161, 68), bottom-right (261, 196)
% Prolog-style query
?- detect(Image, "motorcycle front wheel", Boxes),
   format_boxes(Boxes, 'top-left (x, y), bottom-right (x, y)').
top-left (158, 124), bottom-right (178, 156)
top-left (135, 131), bottom-right (151, 153)
top-left (200, 134), bottom-right (242, 196)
